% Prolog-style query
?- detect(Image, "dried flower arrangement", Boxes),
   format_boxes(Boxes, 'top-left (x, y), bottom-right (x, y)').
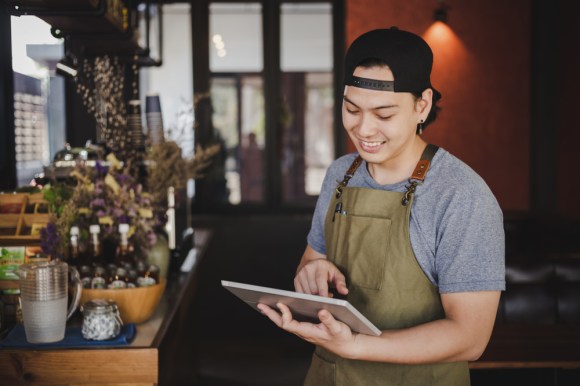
top-left (41, 142), bottom-right (220, 261)
top-left (146, 141), bottom-right (221, 207)
top-left (41, 155), bottom-right (161, 260)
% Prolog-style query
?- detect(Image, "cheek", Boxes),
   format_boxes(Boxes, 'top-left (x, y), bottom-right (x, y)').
top-left (342, 112), bottom-right (357, 131)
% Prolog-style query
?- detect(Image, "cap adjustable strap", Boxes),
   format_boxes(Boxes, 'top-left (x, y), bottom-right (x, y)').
top-left (346, 75), bottom-right (395, 92)
top-left (402, 144), bottom-right (439, 206)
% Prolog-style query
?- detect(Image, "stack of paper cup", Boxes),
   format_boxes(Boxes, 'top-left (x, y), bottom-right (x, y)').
top-left (127, 99), bottom-right (146, 150)
top-left (145, 93), bottom-right (165, 146)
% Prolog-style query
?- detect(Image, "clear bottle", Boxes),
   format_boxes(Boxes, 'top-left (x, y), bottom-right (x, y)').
top-left (137, 264), bottom-right (159, 287)
top-left (108, 267), bottom-right (128, 289)
top-left (79, 265), bottom-right (93, 289)
top-left (127, 269), bottom-right (138, 288)
top-left (91, 266), bottom-right (107, 289)
top-left (88, 224), bottom-right (103, 267)
top-left (116, 223), bottom-right (135, 266)
top-left (69, 226), bottom-right (80, 263)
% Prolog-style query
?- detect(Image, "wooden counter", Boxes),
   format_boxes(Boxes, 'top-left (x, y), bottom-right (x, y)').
top-left (0, 228), bottom-right (211, 386)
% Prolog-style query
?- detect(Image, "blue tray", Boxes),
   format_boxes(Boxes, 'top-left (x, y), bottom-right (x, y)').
top-left (0, 323), bottom-right (136, 349)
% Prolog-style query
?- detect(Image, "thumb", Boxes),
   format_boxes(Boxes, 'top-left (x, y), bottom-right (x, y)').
top-left (319, 309), bottom-right (342, 335)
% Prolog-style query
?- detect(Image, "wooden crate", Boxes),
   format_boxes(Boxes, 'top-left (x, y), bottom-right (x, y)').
top-left (0, 193), bottom-right (50, 246)
top-left (0, 193), bottom-right (27, 215)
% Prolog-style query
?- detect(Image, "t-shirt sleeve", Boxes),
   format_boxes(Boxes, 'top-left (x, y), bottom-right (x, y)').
top-left (434, 182), bottom-right (506, 293)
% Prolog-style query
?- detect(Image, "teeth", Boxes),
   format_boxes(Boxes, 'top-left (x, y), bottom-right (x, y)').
top-left (361, 140), bottom-right (383, 147)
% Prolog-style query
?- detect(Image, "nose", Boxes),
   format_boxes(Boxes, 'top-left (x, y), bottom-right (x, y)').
top-left (355, 113), bottom-right (376, 137)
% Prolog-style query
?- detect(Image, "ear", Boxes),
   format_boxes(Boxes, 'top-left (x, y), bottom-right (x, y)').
top-left (415, 88), bottom-right (433, 117)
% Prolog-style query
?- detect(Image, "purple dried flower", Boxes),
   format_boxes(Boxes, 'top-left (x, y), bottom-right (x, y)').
top-left (112, 208), bottom-right (125, 218)
top-left (115, 173), bottom-right (131, 185)
top-left (90, 198), bottom-right (106, 208)
top-left (95, 161), bottom-right (109, 177)
top-left (40, 222), bottom-right (60, 257)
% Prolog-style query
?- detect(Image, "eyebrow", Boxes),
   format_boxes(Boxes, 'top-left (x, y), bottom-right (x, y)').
top-left (343, 96), bottom-right (398, 110)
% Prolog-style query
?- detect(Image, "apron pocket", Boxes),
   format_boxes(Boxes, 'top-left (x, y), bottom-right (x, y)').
top-left (340, 215), bottom-right (391, 290)
top-left (304, 350), bottom-right (336, 386)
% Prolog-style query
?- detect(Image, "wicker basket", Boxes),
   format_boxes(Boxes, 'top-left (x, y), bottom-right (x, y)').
top-left (80, 279), bottom-right (166, 324)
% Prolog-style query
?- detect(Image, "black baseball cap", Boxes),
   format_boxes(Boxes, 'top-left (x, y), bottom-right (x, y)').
top-left (344, 27), bottom-right (442, 101)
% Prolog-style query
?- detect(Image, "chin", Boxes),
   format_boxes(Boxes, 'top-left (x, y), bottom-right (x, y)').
top-left (357, 151), bottom-right (387, 165)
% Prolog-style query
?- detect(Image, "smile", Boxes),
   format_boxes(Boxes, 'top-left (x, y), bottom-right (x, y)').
top-left (361, 140), bottom-right (385, 148)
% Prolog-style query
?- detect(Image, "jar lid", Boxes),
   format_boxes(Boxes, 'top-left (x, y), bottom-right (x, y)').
top-left (81, 298), bottom-right (118, 313)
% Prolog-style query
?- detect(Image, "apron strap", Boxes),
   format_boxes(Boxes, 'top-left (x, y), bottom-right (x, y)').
top-left (335, 144), bottom-right (439, 200)
top-left (410, 143), bottom-right (439, 182)
top-left (335, 156), bottom-right (363, 198)
top-left (402, 144), bottom-right (439, 206)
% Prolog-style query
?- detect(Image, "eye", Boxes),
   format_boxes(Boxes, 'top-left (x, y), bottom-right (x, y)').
top-left (346, 108), bottom-right (359, 115)
top-left (377, 115), bottom-right (393, 121)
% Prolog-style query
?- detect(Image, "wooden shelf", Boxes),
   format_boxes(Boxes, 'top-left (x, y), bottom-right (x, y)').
top-left (70, 32), bottom-right (141, 56)
top-left (9, 0), bottom-right (100, 11)
top-left (10, 0), bottom-right (129, 35)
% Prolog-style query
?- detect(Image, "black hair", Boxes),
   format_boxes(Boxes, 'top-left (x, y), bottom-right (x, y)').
top-left (353, 58), bottom-right (441, 133)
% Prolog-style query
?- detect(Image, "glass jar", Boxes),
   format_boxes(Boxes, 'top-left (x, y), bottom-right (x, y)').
top-left (81, 299), bottom-right (123, 341)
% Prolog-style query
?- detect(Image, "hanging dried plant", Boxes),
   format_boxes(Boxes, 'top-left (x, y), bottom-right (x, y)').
top-left (74, 55), bottom-right (128, 152)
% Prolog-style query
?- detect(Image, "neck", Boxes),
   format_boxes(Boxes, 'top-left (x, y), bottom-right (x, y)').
top-left (367, 137), bottom-right (427, 185)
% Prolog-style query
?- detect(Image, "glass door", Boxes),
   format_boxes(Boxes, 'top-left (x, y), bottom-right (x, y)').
top-left (280, 3), bottom-right (335, 205)
top-left (193, 0), bottom-right (343, 212)
top-left (209, 3), bottom-right (266, 205)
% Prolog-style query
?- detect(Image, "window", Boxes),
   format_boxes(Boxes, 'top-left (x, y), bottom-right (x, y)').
top-left (11, 16), bottom-right (65, 186)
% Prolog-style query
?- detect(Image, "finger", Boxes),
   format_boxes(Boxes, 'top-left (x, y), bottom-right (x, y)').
top-left (315, 270), bottom-right (329, 297)
top-left (294, 274), bottom-right (311, 294)
top-left (277, 302), bottom-right (294, 326)
top-left (318, 309), bottom-right (342, 336)
top-left (257, 303), bottom-right (283, 326)
top-left (335, 277), bottom-right (349, 295)
top-left (331, 270), bottom-right (349, 295)
top-left (305, 265), bottom-right (322, 295)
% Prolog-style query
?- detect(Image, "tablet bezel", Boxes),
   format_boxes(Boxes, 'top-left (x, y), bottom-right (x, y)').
top-left (222, 280), bottom-right (381, 336)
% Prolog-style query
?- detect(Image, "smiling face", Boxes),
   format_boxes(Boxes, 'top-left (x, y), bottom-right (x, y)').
top-left (342, 65), bottom-right (432, 184)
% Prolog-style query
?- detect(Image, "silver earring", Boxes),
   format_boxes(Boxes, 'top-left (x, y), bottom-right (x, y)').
top-left (418, 119), bottom-right (424, 135)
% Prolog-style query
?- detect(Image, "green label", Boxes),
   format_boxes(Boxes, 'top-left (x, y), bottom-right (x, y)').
top-left (0, 247), bottom-right (25, 280)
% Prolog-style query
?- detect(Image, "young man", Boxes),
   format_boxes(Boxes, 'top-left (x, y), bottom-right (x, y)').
top-left (258, 27), bottom-right (505, 386)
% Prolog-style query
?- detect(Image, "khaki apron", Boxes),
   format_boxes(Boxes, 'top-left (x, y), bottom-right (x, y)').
top-left (304, 145), bottom-right (470, 386)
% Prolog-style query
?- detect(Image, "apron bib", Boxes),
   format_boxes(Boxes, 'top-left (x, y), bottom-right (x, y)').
top-left (304, 145), bottom-right (469, 386)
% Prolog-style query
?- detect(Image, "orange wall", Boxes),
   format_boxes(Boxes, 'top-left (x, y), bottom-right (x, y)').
top-left (345, 0), bottom-right (531, 211)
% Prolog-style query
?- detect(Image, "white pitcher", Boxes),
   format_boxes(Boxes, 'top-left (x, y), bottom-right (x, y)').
top-left (18, 260), bottom-right (82, 343)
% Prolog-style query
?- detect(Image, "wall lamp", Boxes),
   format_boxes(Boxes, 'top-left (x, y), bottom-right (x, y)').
top-left (56, 35), bottom-right (78, 78)
top-left (56, 53), bottom-right (78, 78)
top-left (434, 1), bottom-right (449, 24)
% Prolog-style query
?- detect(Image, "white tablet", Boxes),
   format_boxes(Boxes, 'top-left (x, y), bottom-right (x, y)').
top-left (222, 280), bottom-right (381, 336)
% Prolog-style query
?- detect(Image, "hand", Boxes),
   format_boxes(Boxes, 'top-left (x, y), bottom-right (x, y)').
top-left (257, 302), bottom-right (357, 358)
top-left (294, 258), bottom-right (349, 298)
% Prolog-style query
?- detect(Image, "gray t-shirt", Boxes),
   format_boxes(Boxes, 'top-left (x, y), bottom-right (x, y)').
top-left (307, 148), bottom-right (506, 293)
